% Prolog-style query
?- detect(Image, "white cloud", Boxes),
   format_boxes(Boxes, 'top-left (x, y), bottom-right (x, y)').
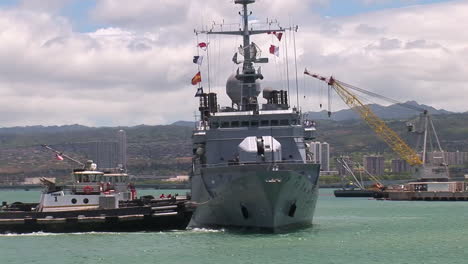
top-left (0, 0), bottom-right (467, 127)
top-left (18, 0), bottom-right (73, 13)
top-left (298, 0), bottom-right (468, 112)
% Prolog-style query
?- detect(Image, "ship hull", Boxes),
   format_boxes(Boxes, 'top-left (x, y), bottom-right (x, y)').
top-left (190, 163), bottom-right (320, 232)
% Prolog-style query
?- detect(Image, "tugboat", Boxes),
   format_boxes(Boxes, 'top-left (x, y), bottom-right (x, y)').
top-left (37, 161), bottom-right (136, 212)
top-left (189, 0), bottom-right (321, 232)
top-left (36, 145), bottom-right (137, 212)
top-left (0, 146), bottom-right (195, 233)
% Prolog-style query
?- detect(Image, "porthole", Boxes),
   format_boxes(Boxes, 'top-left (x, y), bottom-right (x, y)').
top-left (288, 203), bottom-right (297, 217)
top-left (83, 198), bottom-right (89, 204)
top-left (71, 198), bottom-right (77, 204)
top-left (241, 205), bottom-right (249, 219)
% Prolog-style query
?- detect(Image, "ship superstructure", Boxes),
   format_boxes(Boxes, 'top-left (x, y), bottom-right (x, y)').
top-left (189, 0), bottom-right (321, 232)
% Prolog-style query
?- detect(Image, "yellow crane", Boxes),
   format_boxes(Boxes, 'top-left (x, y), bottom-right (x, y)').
top-left (304, 70), bottom-right (423, 166)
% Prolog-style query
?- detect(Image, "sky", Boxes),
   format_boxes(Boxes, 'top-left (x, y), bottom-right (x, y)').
top-left (0, 0), bottom-right (466, 127)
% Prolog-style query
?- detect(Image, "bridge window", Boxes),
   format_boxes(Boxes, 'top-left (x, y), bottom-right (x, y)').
top-left (251, 121), bottom-right (259, 127)
top-left (260, 120), bottom-right (269, 126)
top-left (280, 119), bottom-right (289, 126)
top-left (271, 120), bottom-right (279, 126)
top-left (221, 122), bottom-right (230, 128)
top-left (241, 121), bottom-right (250, 127)
top-left (211, 122), bottom-right (219, 128)
top-left (231, 121), bottom-right (240, 127)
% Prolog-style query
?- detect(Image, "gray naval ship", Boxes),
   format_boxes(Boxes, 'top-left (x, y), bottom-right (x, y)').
top-left (190, 0), bottom-right (320, 232)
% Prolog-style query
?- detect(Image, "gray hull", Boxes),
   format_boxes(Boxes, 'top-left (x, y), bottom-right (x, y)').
top-left (190, 163), bottom-right (320, 232)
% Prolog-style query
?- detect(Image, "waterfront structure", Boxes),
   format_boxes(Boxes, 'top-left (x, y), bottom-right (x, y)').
top-left (391, 159), bottom-right (411, 173)
top-left (337, 156), bottom-right (353, 176)
top-left (309, 141), bottom-right (330, 171)
top-left (88, 142), bottom-right (119, 169)
top-left (23, 177), bottom-right (56, 185)
top-left (320, 142), bottom-right (330, 171)
top-left (363, 155), bottom-right (385, 176)
top-left (309, 142), bottom-right (321, 163)
top-left (427, 151), bottom-right (468, 166)
top-left (117, 130), bottom-right (128, 170)
top-left (190, 0), bottom-right (320, 232)
top-left (66, 141), bottom-right (119, 169)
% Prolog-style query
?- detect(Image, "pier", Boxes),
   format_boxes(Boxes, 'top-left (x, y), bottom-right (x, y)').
top-left (383, 191), bottom-right (468, 201)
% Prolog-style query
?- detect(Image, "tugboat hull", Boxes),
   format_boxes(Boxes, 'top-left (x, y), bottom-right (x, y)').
top-left (190, 163), bottom-right (320, 232)
top-left (0, 199), bottom-right (194, 233)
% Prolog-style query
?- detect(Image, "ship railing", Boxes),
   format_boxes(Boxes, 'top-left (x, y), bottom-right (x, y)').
top-left (197, 160), bottom-right (318, 169)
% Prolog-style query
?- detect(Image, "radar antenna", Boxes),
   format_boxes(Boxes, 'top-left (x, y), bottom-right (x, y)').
top-left (195, 0), bottom-right (285, 111)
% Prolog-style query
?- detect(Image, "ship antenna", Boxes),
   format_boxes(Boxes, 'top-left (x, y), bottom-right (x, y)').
top-left (195, 0), bottom-right (285, 112)
top-left (293, 24), bottom-right (300, 111)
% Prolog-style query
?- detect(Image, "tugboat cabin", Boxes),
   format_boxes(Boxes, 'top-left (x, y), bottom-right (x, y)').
top-left (72, 169), bottom-right (132, 199)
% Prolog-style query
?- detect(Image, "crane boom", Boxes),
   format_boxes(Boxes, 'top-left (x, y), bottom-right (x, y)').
top-left (304, 70), bottom-right (423, 166)
top-left (41, 144), bottom-right (85, 166)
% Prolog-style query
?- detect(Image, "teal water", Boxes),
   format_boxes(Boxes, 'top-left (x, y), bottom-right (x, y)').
top-left (1, 189), bottom-right (468, 264)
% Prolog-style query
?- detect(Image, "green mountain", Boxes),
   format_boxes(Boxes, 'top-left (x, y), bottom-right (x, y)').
top-left (305, 101), bottom-right (453, 121)
top-left (1, 112), bottom-right (468, 182)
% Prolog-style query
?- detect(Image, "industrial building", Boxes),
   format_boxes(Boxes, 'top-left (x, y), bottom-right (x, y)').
top-left (309, 141), bottom-right (330, 171)
top-left (363, 155), bottom-right (385, 176)
top-left (391, 159), bottom-right (411, 173)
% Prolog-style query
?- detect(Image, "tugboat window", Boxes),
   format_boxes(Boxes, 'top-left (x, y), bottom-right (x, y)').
top-left (251, 121), bottom-right (259, 127)
top-left (211, 122), bottom-right (219, 128)
top-left (260, 120), bottom-right (269, 126)
top-left (241, 121), bottom-right (250, 127)
top-left (231, 121), bottom-right (240, 127)
top-left (271, 120), bottom-right (279, 126)
top-left (221, 122), bottom-right (230, 128)
top-left (71, 198), bottom-right (77, 204)
top-left (83, 198), bottom-right (89, 204)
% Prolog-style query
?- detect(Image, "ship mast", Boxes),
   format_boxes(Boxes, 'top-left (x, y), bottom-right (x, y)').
top-left (202, 0), bottom-right (285, 111)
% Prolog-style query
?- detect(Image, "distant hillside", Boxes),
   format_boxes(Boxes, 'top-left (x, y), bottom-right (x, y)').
top-left (171, 121), bottom-right (195, 127)
top-left (0, 124), bottom-right (90, 135)
top-left (1, 111), bottom-right (468, 181)
top-left (305, 101), bottom-right (453, 121)
top-left (0, 125), bottom-right (193, 181)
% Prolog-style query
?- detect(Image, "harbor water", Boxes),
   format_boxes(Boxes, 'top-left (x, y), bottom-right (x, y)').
top-left (1, 188), bottom-right (467, 264)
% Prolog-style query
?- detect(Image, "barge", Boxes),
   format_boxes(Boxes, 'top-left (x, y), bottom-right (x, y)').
top-left (334, 189), bottom-right (381, 198)
top-left (380, 181), bottom-right (468, 201)
top-left (0, 197), bottom-right (195, 233)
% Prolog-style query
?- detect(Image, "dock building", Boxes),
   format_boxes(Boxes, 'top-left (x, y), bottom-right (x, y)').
top-left (309, 142), bottom-right (330, 171)
top-left (363, 155), bottom-right (385, 176)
